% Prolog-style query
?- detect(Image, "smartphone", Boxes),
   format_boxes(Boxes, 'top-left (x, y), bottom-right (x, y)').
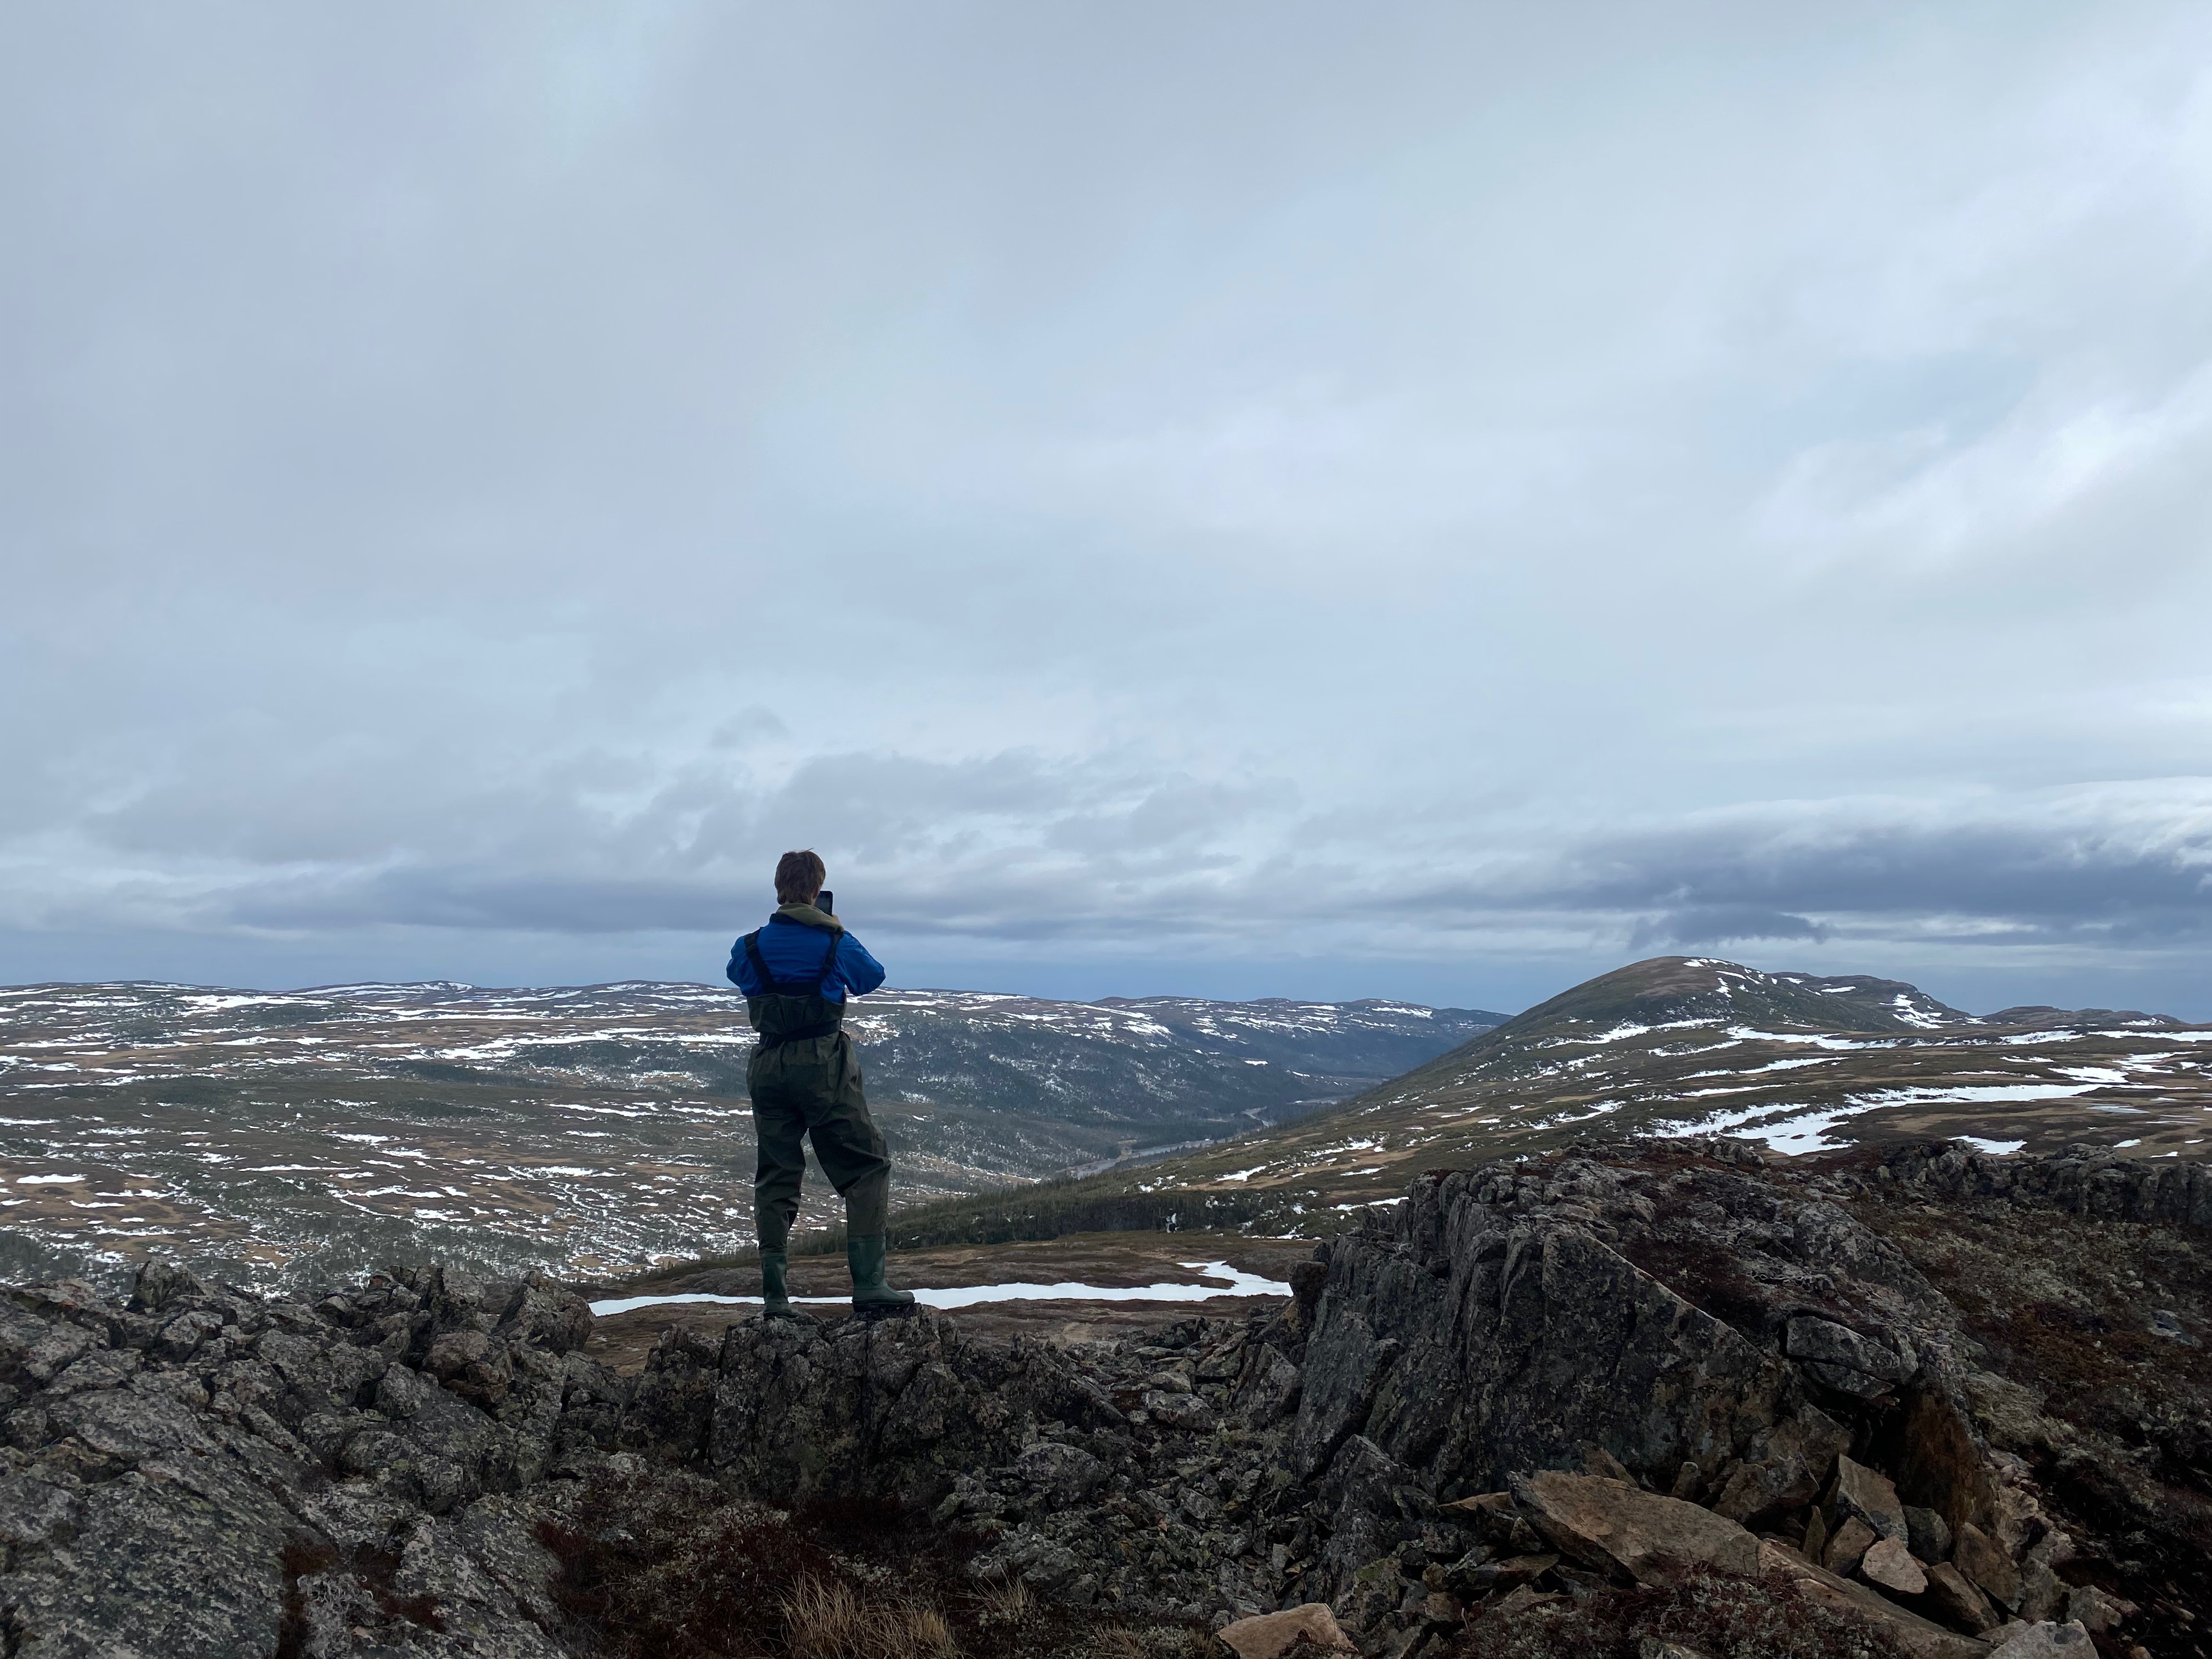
top-left (816, 889), bottom-right (834, 915)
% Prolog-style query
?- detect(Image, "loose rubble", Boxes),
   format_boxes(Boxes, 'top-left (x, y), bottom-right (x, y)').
top-left (0, 1137), bottom-right (2198, 1656)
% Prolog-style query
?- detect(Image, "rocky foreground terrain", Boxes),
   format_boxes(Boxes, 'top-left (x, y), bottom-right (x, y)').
top-left (1, 1136), bottom-right (2204, 1657)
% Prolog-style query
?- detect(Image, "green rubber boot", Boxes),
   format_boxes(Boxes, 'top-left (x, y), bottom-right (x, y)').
top-left (847, 1234), bottom-right (915, 1313)
top-left (760, 1249), bottom-right (802, 1321)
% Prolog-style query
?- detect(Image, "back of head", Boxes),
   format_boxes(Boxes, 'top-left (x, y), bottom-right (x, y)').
top-left (774, 849), bottom-right (827, 906)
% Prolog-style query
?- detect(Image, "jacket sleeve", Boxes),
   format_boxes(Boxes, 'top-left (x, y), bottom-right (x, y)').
top-left (725, 939), bottom-right (758, 993)
top-left (837, 933), bottom-right (887, 996)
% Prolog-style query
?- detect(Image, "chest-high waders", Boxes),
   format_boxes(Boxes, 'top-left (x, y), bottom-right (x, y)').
top-left (742, 919), bottom-right (912, 1314)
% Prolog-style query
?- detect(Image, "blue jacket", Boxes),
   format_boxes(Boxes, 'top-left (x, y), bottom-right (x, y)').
top-left (726, 908), bottom-right (886, 1003)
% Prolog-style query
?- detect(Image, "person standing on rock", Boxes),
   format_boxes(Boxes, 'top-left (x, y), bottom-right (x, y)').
top-left (726, 849), bottom-right (913, 1318)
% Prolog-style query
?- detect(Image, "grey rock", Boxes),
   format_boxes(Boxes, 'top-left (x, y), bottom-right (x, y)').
top-left (1147, 1390), bottom-right (1215, 1431)
top-left (1987, 1622), bottom-right (2093, 1659)
top-left (707, 1308), bottom-right (1093, 1507)
top-left (47, 1383), bottom-right (217, 1465)
top-left (129, 1260), bottom-right (215, 1315)
top-left (422, 1328), bottom-right (511, 1407)
top-left (0, 1302), bottom-right (99, 1387)
top-left (153, 1310), bottom-right (225, 1362)
top-left (2, 1454), bottom-right (294, 1658)
top-left (375, 1362), bottom-right (428, 1419)
top-left (45, 1347), bottom-right (142, 1397)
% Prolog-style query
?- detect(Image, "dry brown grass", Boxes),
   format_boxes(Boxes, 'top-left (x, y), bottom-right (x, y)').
top-left (978, 1576), bottom-right (1033, 1625)
top-left (780, 1577), bottom-right (957, 1659)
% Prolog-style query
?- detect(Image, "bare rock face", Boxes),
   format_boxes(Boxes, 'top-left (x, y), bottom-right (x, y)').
top-left (704, 1308), bottom-right (1104, 1506)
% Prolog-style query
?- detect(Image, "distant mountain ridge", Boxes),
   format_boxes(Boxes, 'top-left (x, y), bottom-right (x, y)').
top-left (869, 955), bottom-right (2212, 1251)
top-left (1362, 954), bottom-right (2185, 1111)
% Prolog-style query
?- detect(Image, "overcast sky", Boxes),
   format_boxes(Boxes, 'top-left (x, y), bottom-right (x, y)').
top-left (4, 2), bottom-right (2211, 1017)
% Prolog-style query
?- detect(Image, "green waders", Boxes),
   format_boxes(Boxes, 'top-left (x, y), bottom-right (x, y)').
top-left (743, 910), bottom-right (911, 1313)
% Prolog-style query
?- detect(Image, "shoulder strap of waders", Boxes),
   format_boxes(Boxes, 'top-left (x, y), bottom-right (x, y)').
top-left (743, 930), bottom-right (781, 994)
top-left (814, 927), bottom-right (842, 993)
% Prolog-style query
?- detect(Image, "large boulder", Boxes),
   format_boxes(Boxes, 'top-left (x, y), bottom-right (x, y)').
top-left (1512, 1470), bottom-right (1759, 1583)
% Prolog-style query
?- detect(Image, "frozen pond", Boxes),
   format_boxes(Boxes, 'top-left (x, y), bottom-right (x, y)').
top-left (589, 1259), bottom-right (1291, 1318)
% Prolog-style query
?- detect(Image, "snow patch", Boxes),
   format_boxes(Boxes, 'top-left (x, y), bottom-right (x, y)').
top-left (588, 1260), bottom-right (1291, 1317)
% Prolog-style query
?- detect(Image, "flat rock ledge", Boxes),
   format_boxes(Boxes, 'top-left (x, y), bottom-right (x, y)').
top-left (0, 1137), bottom-right (2180, 1657)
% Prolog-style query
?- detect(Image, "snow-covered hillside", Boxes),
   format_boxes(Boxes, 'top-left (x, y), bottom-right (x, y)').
top-left (0, 980), bottom-right (1501, 1289)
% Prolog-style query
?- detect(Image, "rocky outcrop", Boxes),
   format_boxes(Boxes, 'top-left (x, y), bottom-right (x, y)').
top-left (0, 1137), bottom-right (2188, 1657)
top-left (1880, 1137), bottom-right (2212, 1231)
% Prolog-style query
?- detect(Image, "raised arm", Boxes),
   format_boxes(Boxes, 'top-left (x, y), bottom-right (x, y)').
top-left (837, 932), bottom-right (886, 996)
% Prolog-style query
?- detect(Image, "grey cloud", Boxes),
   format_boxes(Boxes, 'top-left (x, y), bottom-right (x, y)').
top-left (1628, 907), bottom-right (1833, 950)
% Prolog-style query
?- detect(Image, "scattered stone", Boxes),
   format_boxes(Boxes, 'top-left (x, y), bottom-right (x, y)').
top-left (1439, 1491), bottom-right (1513, 1519)
top-left (1491, 1553), bottom-right (1560, 1587)
top-left (1639, 1641), bottom-right (1710, 1659)
top-left (1757, 1541), bottom-right (1993, 1659)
